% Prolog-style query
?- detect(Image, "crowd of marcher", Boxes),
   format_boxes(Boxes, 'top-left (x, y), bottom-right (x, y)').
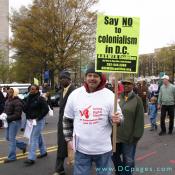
top-left (0, 67), bottom-right (174, 175)
top-left (0, 84), bottom-right (49, 165)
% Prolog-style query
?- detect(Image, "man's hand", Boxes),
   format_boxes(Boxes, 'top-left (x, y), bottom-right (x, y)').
top-left (67, 140), bottom-right (74, 165)
top-left (67, 140), bottom-right (73, 150)
top-left (157, 104), bottom-right (161, 110)
top-left (112, 112), bottom-right (121, 125)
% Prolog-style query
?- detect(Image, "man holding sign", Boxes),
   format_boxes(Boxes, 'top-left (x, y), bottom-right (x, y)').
top-left (96, 14), bottom-right (142, 175)
top-left (63, 65), bottom-right (123, 175)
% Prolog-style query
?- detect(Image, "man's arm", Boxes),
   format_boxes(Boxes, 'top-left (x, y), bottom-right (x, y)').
top-left (63, 116), bottom-right (73, 142)
top-left (62, 89), bottom-right (76, 153)
top-left (157, 87), bottom-right (162, 109)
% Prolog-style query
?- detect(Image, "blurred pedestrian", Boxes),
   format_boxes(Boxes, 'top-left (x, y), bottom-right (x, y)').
top-left (23, 84), bottom-right (49, 165)
top-left (112, 79), bottom-right (124, 98)
top-left (137, 80), bottom-right (148, 113)
top-left (2, 86), bottom-right (8, 98)
top-left (3, 88), bottom-right (27, 163)
top-left (41, 83), bottom-right (52, 124)
top-left (148, 80), bottom-right (158, 99)
top-left (158, 75), bottom-right (175, 135)
top-left (105, 82), bottom-right (113, 92)
top-left (148, 96), bottom-right (158, 131)
top-left (53, 70), bottom-right (75, 175)
top-left (0, 88), bottom-right (5, 128)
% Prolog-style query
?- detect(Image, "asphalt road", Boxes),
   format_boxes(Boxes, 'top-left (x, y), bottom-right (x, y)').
top-left (0, 108), bottom-right (175, 175)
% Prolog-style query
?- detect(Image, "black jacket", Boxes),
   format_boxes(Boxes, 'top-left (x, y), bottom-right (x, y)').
top-left (0, 91), bottom-right (5, 114)
top-left (23, 92), bottom-right (49, 121)
top-left (57, 84), bottom-right (75, 158)
top-left (4, 96), bottom-right (23, 123)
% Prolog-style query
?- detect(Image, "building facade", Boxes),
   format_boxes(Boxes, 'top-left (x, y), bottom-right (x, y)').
top-left (0, 0), bottom-right (9, 63)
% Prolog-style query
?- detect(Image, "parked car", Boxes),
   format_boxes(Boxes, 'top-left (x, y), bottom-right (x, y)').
top-left (50, 92), bottom-right (60, 107)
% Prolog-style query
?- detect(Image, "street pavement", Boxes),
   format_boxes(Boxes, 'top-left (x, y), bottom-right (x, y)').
top-left (0, 108), bottom-right (174, 175)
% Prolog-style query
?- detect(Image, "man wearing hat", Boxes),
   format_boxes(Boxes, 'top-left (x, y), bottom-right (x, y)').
top-left (63, 66), bottom-right (123, 175)
top-left (158, 75), bottom-right (175, 136)
top-left (53, 70), bottom-right (75, 175)
top-left (112, 79), bottom-right (144, 175)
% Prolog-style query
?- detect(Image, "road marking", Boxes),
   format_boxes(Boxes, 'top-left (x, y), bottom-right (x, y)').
top-left (0, 119), bottom-right (170, 163)
top-left (0, 146), bottom-right (58, 164)
top-left (0, 121), bottom-right (161, 142)
top-left (136, 151), bottom-right (157, 161)
top-left (144, 122), bottom-right (160, 128)
top-left (144, 119), bottom-right (169, 129)
top-left (0, 118), bottom-right (170, 141)
top-left (0, 145), bottom-right (58, 161)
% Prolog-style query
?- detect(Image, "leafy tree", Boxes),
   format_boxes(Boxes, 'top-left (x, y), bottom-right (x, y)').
top-left (0, 50), bottom-right (9, 83)
top-left (10, 0), bottom-right (98, 86)
top-left (156, 45), bottom-right (175, 81)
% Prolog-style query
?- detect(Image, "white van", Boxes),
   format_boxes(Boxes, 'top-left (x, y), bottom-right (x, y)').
top-left (0, 83), bottom-right (31, 88)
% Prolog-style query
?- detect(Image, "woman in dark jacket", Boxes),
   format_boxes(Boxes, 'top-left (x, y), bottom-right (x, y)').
top-left (23, 84), bottom-right (49, 165)
top-left (0, 90), bottom-right (5, 128)
top-left (3, 88), bottom-right (27, 163)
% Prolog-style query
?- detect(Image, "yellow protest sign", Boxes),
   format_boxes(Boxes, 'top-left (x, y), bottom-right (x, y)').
top-left (96, 15), bottom-right (140, 73)
top-left (34, 77), bottom-right (39, 85)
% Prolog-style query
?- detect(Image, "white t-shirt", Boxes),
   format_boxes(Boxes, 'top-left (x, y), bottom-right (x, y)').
top-left (64, 86), bottom-right (122, 155)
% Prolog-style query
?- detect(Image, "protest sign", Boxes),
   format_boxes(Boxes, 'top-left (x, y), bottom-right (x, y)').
top-left (96, 15), bottom-right (140, 73)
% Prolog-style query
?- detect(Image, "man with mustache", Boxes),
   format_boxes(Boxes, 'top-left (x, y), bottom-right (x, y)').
top-left (63, 64), bottom-right (123, 175)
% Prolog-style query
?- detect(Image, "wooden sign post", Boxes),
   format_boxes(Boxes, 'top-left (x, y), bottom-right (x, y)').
top-left (112, 73), bottom-right (118, 152)
top-left (67, 147), bottom-right (74, 165)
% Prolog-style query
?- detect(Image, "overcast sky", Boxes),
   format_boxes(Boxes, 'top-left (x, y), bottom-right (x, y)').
top-left (9, 0), bottom-right (175, 54)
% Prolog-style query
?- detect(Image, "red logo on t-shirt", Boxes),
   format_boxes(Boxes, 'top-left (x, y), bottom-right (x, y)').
top-left (79, 106), bottom-right (91, 119)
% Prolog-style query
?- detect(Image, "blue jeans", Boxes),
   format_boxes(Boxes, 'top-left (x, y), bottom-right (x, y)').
top-left (74, 151), bottom-right (113, 175)
top-left (5, 120), bottom-right (27, 160)
top-left (21, 112), bottom-right (26, 129)
top-left (28, 118), bottom-right (47, 160)
top-left (150, 117), bottom-right (157, 128)
top-left (112, 143), bottom-right (136, 175)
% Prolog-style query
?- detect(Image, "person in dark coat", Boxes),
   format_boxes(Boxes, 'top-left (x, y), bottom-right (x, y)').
top-left (0, 89), bottom-right (5, 128)
top-left (137, 81), bottom-right (148, 113)
top-left (3, 88), bottom-right (27, 163)
top-left (23, 84), bottom-right (49, 165)
top-left (53, 70), bottom-right (75, 175)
